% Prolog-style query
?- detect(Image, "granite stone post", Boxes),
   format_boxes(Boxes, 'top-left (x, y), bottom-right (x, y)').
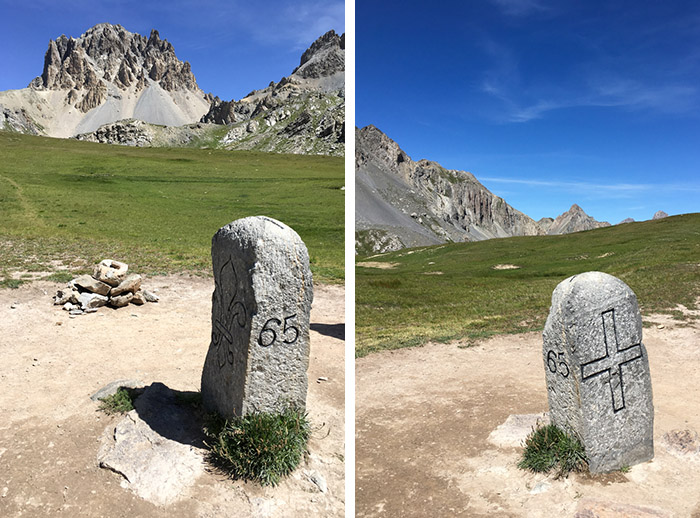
top-left (201, 216), bottom-right (313, 419)
top-left (543, 271), bottom-right (654, 473)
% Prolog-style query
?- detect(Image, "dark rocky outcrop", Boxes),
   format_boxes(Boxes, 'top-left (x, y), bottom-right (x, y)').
top-left (2, 23), bottom-right (210, 137)
top-left (356, 125), bottom-right (613, 254)
top-left (200, 30), bottom-right (345, 156)
top-left (356, 125), bottom-right (543, 253)
top-left (31, 24), bottom-right (200, 96)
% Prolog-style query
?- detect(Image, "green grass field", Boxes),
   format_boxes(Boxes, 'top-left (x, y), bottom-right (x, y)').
top-left (0, 132), bottom-right (344, 284)
top-left (356, 214), bottom-right (700, 356)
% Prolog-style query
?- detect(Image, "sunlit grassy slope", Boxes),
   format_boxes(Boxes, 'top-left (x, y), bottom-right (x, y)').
top-left (0, 132), bottom-right (344, 283)
top-left (356, 213), bottom-right (700, 356)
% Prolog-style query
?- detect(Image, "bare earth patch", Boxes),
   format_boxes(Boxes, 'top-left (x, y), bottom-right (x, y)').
top-left (492, 264), bottom-right (521, 270)
top-left (0, 276), bottom-right (344, 517)
top-left (356, 314), bottom-right (700, 517)
top-left (356, 262), bottom-right (399, 269)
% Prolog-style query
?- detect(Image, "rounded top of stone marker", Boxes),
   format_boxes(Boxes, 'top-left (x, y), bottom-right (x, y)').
top-left (215, 216), bottom-right (305, 247)
top-left (551, 271), bottom-right (637, 316)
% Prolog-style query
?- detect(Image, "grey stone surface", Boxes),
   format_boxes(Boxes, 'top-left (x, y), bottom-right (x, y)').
top-left (71, 274), bottom-right (111, 296)
top-left (142, 290), bottom-right (159, 302)
top-left (201, 216), bottom-right (313, 419)
top-left (93, 259), bottom-right (129, 287)
top-left (90, 379), bottom-right (142, 401)
top-left (110, 292), bottom-right (134, 308)
top-left (110, 273), bottom-right (142, 296)
top-left (131, 291), bottom-right (146, 305)
top-left (661, 429), bottom-right (700, 460)
top-left (543, 271), bottom-right (654, 473)
top-left (487, 413), bottom-right (550, 448)
top-left (97, 383), bottom-right (205, 505)
top-left (78, 292), bottom-right (109, 310)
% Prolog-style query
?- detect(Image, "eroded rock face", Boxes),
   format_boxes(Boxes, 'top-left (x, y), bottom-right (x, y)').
top-left (355, 125), bottom-right (613, 254)
top-left (1, 23), bottom-right (210, 137)
top-left (355, 125), bottom-right (543, 253)
top-left (201, 216), bottom-right (313, 418)
top-left (200, 30), bottom-right (345, 156)
top-left (32, 24), bottom-right (200, 96)
top-left (543, 272), bottom-right (654, 473)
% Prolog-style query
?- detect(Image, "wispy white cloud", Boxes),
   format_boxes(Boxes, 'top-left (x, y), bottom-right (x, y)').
top-left (490, 0), bottom-right (549, 17)
top-left (479, 51), bottom-right (700, 123)
top-left (480, 176), bottom-right (700, 198)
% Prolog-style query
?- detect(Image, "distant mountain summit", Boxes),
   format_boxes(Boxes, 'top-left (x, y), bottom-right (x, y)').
top-left (544, 204), bottom-right (610, 234)
top-left (200, 30), bottom-right (344, 155)
top-left (0, 23), bottom-right (209, 137)
top-left (356, 125), bottom-right (542, 253)
top-left (0, 25), bottom-right (344, 156)
top-left (356, 125), bottom-right (611, 254)
top-left (653, 210), bottom-right (669, 220)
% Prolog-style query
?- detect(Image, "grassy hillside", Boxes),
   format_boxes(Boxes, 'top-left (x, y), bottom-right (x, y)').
top-left (356, 213), bottom-right (700, 356)
top-left (0, 132), bottom-right (344, 284)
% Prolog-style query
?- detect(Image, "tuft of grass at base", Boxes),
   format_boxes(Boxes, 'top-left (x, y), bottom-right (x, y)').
top-left (0, 278), bottom-right (24, 289)
top-left (204, 407), bottom-right (310, 486)
top-left (98, 388), bottom-right (136, 415)
top-left (518, 424), bottom-right (587, 478)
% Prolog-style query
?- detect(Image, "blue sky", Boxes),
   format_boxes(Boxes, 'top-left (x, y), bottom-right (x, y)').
top-left (356, 0), bottom-right (700, 224)
top-left (0, 0), bottom-right (344, 101)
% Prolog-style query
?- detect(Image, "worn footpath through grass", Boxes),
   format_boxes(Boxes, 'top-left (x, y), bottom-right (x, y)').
top-left (356, 213), bottom-right (700, 356)
top-left (0, 131), bottom-right (344, 284)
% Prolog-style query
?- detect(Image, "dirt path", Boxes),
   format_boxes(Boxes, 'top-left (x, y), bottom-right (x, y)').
top-left (356, 313), bottom-right (700, 517)
top-left (0, 276), bottom-right (344, 517)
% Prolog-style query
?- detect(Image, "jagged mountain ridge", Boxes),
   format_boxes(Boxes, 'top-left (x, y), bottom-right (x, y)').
top-left (199, 30), bottom-right (344, 155)
top-left (356, 125), bottom-right (610, 254)
top-left (0, 23), bottom-right (209, 137)
top-left (0, 24), bottom-right (344, 156)
top-left (356, 125), bottom-right (544, 253)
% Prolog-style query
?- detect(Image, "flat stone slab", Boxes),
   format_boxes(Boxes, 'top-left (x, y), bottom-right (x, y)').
top-left (97, 382), bottom-right (205, 505)
top-left (90, 379), bottom-right (142, 402)
top-left (487, 413), bottom-right (550, 448)
top-left (574, 498), bottom-right (672, 518)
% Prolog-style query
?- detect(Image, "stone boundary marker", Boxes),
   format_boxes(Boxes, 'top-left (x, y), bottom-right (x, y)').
top-left (543, 271), bottom-right (653, 473)
top-left (201, 216), bottom-right (313, 419)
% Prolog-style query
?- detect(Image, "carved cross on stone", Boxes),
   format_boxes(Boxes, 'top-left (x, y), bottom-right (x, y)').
top-left (580, 309), bottom-right (643, 413)
top-left (542, 271), bottom-right (654, 473)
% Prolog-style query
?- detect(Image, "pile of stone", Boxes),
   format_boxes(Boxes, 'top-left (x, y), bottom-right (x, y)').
top-left (53, 259), bottom-right (159, 315)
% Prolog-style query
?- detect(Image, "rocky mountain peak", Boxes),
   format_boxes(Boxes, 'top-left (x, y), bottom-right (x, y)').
top-left (653, 210), bottom-right (669, 220)
top-left (356, 125), bottom-right (410, 172)
top-left (293, 30), bottom-right (345, 79)
top-left (356, 125), bottom-right (543, 253)
top-left (197, 30), bottom-right (344, 155)
top-left (546, 204), bottom-right (610, 235)
top-left (29, 23), bottom-right (201, 113)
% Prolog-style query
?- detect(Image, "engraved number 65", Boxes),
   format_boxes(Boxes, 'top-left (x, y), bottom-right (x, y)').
top-left (547, 350), bottom-right (570, 378)
top-left (258, 314), bottom-right (299, 347)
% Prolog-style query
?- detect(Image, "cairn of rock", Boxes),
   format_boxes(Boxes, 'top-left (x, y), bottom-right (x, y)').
top-left (53, 259), bottom-right (159, 315)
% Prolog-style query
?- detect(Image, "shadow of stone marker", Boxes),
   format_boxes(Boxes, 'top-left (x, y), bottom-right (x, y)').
top-left (543, 271), bottom-right (654, 473)
top-left (201, 216), bottom-right (314, 418)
